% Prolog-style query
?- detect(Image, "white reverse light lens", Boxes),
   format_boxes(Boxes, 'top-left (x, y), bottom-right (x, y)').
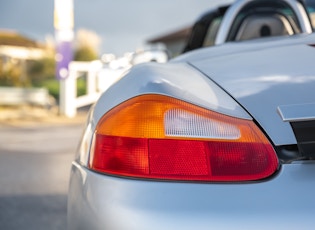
top-left (164, 108), bottom-right (241, 139)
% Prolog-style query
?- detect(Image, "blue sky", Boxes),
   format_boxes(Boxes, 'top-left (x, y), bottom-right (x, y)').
top-left (0, 0), bottom-right (232, 56)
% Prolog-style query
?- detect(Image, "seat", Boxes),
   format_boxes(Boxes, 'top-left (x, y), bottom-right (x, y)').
top-left (235, 13), bottom-right (294, 41)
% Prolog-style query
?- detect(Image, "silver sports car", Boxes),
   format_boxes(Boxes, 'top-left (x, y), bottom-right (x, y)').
top-left (67, 0), bottom-right (315, 229)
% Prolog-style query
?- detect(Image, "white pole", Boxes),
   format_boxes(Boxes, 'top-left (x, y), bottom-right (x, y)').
top-left (59, 67), bottom-right (76, 117)
top-left (54, 0), bottom-right (74, 116)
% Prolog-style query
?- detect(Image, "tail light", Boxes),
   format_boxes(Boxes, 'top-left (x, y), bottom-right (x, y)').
top-left (89, 94), bottom-right (278, 182)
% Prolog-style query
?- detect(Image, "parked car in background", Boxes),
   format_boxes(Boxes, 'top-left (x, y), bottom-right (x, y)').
top-left (97, 47), bottom-right (169, 92)
top-left (67, 0), bottom-right (315, 229)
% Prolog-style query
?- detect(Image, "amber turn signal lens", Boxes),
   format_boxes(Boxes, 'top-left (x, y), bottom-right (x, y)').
top-left (89, 94), bottom-right (278, 182)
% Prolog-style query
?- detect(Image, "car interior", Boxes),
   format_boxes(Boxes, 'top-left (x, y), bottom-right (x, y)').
top-left (183, 0), bottom-right (314, 53)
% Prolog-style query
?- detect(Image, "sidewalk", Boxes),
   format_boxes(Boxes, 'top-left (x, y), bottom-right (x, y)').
top-left (0, 105), bottom-right (88, 127)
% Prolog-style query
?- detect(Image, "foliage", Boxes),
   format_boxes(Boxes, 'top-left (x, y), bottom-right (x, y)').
top-left (28, 57), bottom-right (56, 86)
top-left (0, 31), bottom-right (40, 48)
top-left (74, 46), bottom-right (99, 61)
top-left (38, 77), bottom-right (60, 100)
top-left (0, 57), bottom-right (55, 87)
top-left (77, 76), bottom-right (87, 96)
top-left (0, 29), bottom-right (99, 100)
top-left (73, 29), bottom-right (101, 61)
top-left (31, 75), bottom-right (86, 102)
top-left (0, 58), bottom-right (23, 86)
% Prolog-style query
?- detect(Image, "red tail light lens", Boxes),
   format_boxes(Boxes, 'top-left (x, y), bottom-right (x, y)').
top-left (89, 95), bottom-right (278, 182)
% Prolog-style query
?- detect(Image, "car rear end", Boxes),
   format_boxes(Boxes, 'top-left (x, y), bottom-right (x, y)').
top-left (68, 157), bottom-right (315, 229)
top-left (67, 35), bottom-right (315, 230)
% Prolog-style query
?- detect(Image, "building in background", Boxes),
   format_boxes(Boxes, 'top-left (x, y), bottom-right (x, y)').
top-left (146, 26), bottom-right (191, 57)
top-left (0, 30), bottom-right (46, 60)
top-left (0, 30), bottom-right (48, 86)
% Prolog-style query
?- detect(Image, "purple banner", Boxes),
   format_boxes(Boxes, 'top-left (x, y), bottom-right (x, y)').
top-left (56, 40), bottom-right (73, 80)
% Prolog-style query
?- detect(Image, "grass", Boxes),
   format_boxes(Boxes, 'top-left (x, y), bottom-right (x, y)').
top-left (34, 77), bottom-right (87, 102)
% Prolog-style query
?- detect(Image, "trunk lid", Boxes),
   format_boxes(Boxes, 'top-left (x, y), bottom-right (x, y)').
top-left (190, 41), bottom-right (315, 146)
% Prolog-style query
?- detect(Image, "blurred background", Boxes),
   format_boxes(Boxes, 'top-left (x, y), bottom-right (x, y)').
top-left (0, 1), bottom-right (241, 230)
top-left (0, 0), bottom-right (232, 108)
top-left (1, 2), bottom-right (236, 228)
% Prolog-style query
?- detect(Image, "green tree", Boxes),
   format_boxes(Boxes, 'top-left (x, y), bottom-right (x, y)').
top-left (73, 29), bottom-right (101, 61)
top-left (0, 58), bottom-right (23, 86)
top-left (74, 46), bottom-right (98, 61)
top-left (28, 57), bottom-right (56, 84)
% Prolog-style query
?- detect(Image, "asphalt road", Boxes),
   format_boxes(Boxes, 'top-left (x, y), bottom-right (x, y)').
top-left (0, 119), bottom-right (85, 230)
